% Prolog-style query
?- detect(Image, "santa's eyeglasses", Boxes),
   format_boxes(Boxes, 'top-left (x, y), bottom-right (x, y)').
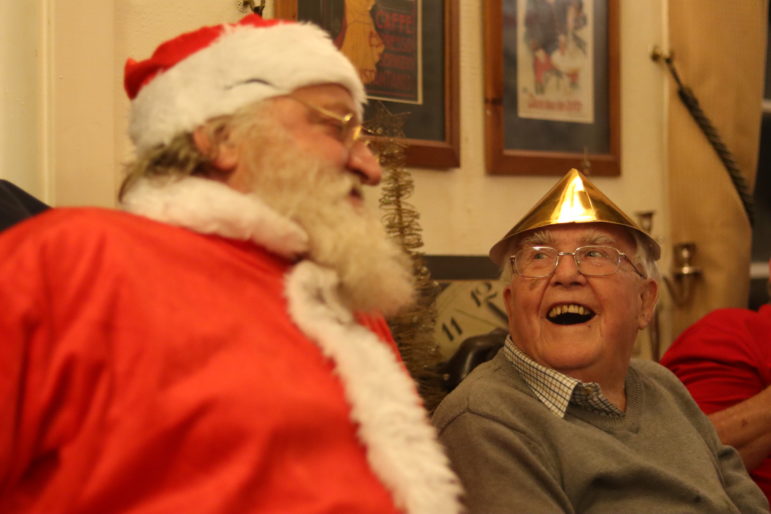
top-left (285, 95), bottom-right (373, 150)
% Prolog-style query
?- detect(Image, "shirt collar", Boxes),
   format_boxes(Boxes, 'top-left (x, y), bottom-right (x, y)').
top-left (503, 335), bottom-right (624, 418)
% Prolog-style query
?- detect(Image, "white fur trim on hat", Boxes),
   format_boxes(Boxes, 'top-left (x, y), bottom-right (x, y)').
top-left (129, 22), bottom-right (365, 152)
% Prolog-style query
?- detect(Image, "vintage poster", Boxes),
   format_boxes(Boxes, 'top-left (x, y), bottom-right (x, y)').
top-left (291, 0), bottom-right (455, 164)
top-left (334, 0), bottom-right (422, 104)
top-left (516, 0), bottom-right (594, 123)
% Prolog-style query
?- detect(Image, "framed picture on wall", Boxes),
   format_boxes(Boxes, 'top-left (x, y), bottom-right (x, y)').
top-left (274, 0), bottom-right (460, 168)
top-left (483, 0), bottom-right (620, 175)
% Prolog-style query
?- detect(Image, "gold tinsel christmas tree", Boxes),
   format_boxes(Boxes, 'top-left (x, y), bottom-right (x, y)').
top-left (366, 102), bottom-right (446, 411)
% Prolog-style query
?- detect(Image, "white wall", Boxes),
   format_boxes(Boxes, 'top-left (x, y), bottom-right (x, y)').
top-left (47, 0), bottom-right (117, 207)
top-left (0, 0), bottom-right (46, 197)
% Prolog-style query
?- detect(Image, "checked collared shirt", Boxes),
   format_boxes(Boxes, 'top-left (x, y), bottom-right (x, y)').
top-left (502, 335), bottom-right (624, 418)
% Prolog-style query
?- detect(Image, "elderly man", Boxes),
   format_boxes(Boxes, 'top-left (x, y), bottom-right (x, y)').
top-left (0, 15), bottom-right (461, 514)
top-left (432, 169), bottom-right (767, 513)
top-left (662, 259), bottom-right (771, 502)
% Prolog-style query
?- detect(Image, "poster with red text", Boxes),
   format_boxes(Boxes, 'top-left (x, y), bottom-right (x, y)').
top-left (336, 0), bottom-right (422, 104)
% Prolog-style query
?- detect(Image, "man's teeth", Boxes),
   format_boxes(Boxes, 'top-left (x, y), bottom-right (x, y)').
top-left (548, 304), bottom-right (592, 318)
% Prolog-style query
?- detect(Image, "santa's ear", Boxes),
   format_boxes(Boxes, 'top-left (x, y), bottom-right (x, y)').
top-left (193, 126), bottom-right (239, 172)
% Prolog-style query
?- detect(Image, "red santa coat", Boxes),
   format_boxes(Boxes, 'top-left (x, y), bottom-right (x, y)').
top-left (661, 305), bottom-right (771, 502)
top-left (0, 177), bottom-right (461, 514)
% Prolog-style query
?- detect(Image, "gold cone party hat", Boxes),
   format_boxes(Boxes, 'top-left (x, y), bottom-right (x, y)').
top-left (489, 169), bottom-right (660, 266)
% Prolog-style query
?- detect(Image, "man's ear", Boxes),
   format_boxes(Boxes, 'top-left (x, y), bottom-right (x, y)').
top-left (637, 279), bottom-right (659, 329)
top-left (192, 126), bottom-right (239, 172)
top-left (503, 285), bottom-right (514, 318)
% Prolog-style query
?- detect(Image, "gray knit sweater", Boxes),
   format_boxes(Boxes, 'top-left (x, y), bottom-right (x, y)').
top-left (433, 350), bottom-right (769, 514)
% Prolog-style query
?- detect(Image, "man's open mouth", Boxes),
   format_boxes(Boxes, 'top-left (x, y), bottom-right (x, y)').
top-left (547, 304), bottom-right (595, 325)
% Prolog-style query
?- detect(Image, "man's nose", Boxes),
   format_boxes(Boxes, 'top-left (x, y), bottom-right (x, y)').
top-left (551, 252), bottom-right (585, 284)
top-left (347, 140), bottom-right (382, 185)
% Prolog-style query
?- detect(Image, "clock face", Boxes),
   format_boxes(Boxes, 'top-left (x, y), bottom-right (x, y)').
top-left (433, 279), bottom-right (509, 360)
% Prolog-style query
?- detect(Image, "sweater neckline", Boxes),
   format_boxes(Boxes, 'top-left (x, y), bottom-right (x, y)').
top-left (566, 364), bottom-right (643, 433)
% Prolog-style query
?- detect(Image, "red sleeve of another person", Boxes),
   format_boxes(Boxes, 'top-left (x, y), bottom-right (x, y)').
top-left (660, 306), bottom-right (771, 414)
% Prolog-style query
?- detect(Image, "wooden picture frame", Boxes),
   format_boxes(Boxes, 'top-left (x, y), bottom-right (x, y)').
top-left (275, 0), bottom-right (460, 168)
top-left (483, 0), bottom-right (620, 175)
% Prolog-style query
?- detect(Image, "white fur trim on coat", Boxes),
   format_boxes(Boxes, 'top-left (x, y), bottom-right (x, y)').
top-left (129, 22), bottom-right (365, 152)
top-left (286, 261), bottom-right (464, 514)
top-left (120, 176), bottom-right (308, 260)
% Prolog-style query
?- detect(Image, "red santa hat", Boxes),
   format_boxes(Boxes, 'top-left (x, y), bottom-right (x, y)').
top-left (124, 14), bottom-right (366, 152)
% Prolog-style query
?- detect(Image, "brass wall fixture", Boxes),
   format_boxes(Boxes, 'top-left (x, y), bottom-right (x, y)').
top-left (634, 210), bottom-right (702, 306)
top-left (664, 242), bottom-right (703, 306)
top-left (633, 211), bottom-right (702, 359)
top-left (635, 210), bottom-right (653, 234)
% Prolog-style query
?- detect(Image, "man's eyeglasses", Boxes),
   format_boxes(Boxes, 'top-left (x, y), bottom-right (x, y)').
top-left (509, 245), bottom-right (646, 279)
top-left (286, 95), bottom-right (371, 149)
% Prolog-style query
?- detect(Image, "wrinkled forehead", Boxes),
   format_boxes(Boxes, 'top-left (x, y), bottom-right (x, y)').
top-left (511, 223), bottom-right (637, 253)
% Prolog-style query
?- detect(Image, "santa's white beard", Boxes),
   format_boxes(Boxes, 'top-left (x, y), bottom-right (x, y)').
top-left (241, 131), bottom-right (414, 317)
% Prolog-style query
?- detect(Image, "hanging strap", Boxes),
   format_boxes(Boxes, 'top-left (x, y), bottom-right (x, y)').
top-left (652, 49), bottom-right (755, 227)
